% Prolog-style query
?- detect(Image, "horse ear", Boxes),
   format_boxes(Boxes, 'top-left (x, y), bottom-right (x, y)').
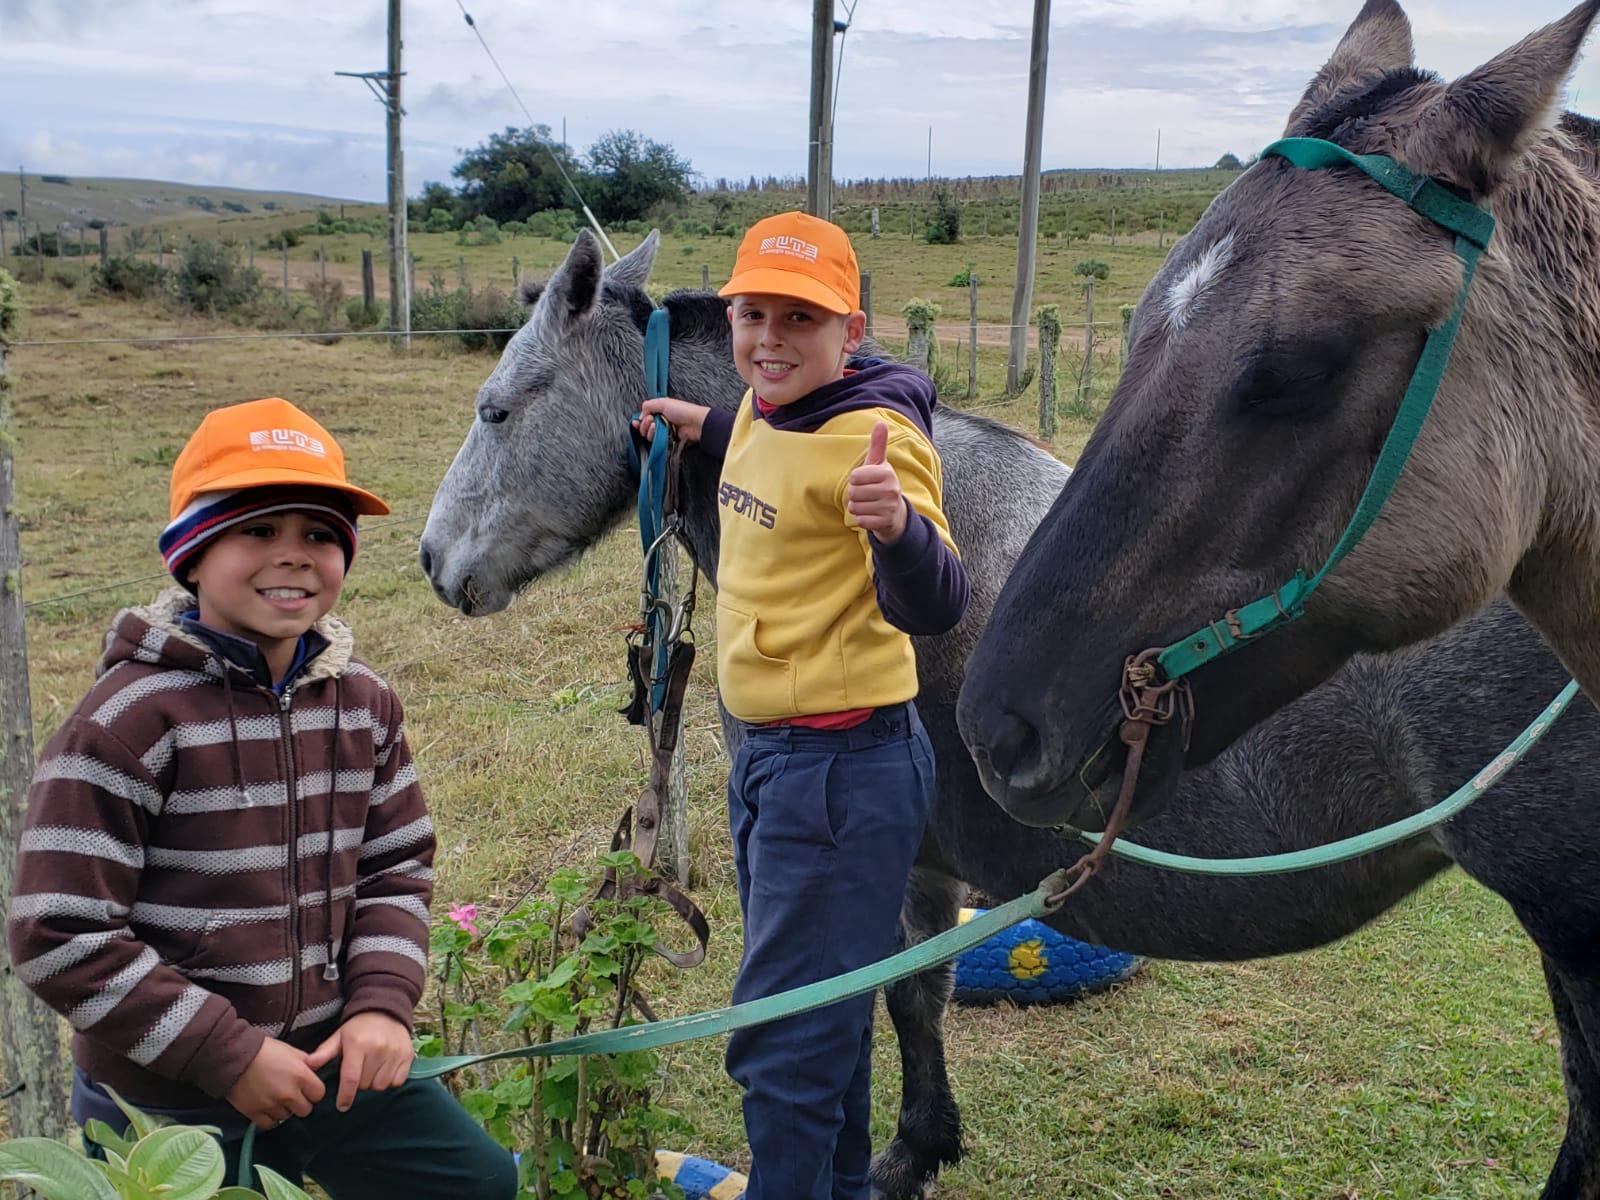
top-left (1400, 0), bottom-right (1598, 196)
top-left (542, 230), bottom-right (605, 322)
top-left (605, 230), bottom-right (660, 291)
top-left (518, 278), bottom-right (545, 308)
top-left (1285, 0), bottom-right (1414, 134)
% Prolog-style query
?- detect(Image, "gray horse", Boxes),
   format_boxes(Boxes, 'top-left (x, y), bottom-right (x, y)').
top-left (958, 0), bottom-right (1600, 837)
top-left (419, 235), bottom-right (1600, 1197)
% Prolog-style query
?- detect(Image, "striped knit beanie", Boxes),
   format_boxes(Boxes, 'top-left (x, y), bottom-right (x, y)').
top-left (160, 485), bottom-right (360, 589)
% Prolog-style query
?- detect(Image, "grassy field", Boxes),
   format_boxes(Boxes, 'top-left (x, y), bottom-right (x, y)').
top-left (0, 261), bottom-right (1566, 1197)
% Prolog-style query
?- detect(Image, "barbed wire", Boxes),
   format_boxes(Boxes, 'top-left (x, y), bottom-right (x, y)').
top-left (10, 328), bottom-right (522, 349)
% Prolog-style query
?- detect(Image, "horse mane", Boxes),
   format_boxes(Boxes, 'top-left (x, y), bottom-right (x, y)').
top-left (1291, 67), bottom-right (1440, 141)
top-left (1560, 112), bottom-right (1600, 178)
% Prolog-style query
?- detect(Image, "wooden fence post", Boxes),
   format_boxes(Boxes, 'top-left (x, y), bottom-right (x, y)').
top-left (247, 238), bottom-right (254, 272)
top-left (0, 215), bottom-right (7, 260)
top-left (870, 207), bottom-right (880, 238)
top-left (318, 246), bottom-right (327, 288)
top-left (457, 257), bottom-right (467, 290)
top-left (158, 234), bottom-right (166, 273)
top-left (967, 273), bottom-right (978, 400)
top-left (1119, 304), bottom-right (1134, 377)
top-left (407, 252), bottom-right (417, 307)
top-left (282, 245), bottom-right (290, 303)
top-left (701, 264), bottom-right (710, 290)
top-left (1076, 276), bottom-right (1096, 410)
top-left (511, 256), bottom-right (520, 290)
top-left (99, 226), bottom-right (110, 271)
top-left (902, 299), bottom-right (939, 373)
top-left (1036, 304), bottom-right (1060, 438)
top-left (361, 250), bottom-right (376, 314)
top-left (861, 271), bottom-right (873, 339)
top-left (0, 270), bottom-right (72, 1141)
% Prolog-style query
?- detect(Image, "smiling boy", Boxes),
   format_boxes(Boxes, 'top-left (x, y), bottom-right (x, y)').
top-left (6, 398), bottom-right (514, 1197)
top-left (636, 211), bottom-right (970, 1200)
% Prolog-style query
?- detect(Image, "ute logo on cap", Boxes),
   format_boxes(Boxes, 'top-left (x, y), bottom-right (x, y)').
top-left (249, 428), bottom-right (328, 457)
top-left (758, 234), bottom-right (820, 263)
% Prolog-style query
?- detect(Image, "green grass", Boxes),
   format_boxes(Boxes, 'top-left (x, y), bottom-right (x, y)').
top-left (0, 272), bottom-right (1566, 1196)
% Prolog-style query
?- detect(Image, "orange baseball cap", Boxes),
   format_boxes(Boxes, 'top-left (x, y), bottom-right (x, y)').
top-left (719, 211), bottom-right (861, 315)
top-left (167, 397), bottom-right (390, 521)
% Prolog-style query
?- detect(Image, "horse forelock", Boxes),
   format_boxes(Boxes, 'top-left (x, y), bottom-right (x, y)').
top-left (1290, 66), bottom-right (1441, 142)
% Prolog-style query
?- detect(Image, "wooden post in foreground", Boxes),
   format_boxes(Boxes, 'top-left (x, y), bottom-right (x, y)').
top-left (0, 274), bottom-right (72, 1140)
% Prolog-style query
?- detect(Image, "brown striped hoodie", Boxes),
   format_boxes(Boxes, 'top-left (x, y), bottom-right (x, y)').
top-left (6, 589), bottom-right (434, 1112)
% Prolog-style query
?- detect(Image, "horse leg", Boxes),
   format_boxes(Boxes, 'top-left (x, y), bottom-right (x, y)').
top-left (1540, 956), bottom-right (1600, 1199)
top-left (871, 866), bottom-right (967, 1200)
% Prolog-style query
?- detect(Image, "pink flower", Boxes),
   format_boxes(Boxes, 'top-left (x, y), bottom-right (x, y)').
top-left (448, 903), bottom-right (480, 936)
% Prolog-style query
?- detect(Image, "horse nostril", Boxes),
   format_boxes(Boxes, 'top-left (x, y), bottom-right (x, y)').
top-left (985, 709), bottom-right (1042, 784)
top-left (418, 545), bottom-right (434, 578)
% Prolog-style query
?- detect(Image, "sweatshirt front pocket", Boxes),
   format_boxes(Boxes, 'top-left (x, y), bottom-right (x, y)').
top-left (716, 597), bottom-right (796, 721)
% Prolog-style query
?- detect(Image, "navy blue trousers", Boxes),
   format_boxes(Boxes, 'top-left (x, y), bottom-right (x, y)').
top-left (725, 702), bottom-right (935, 1200)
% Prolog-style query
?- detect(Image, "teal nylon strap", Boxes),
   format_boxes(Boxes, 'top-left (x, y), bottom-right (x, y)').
top-left (637, 308), bottom-right (672, 711)
top-left (409, 873), bottom-right (1066, 1077)
top-left (1084, 680), bottom-right (1579, 874)
top-left (1155, 138), bottom-right (1496, 682)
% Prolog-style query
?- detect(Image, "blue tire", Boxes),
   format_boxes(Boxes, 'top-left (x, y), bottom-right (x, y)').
top-left (655, 1150), bottom-right (749, 1200)
top-left (951, 907), bottom-right (1142, 1005)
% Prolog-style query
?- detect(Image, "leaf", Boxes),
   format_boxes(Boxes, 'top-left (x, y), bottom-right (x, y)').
top-left (99, 1160), bottom-right (160, 1200)
top-left (125, 1125), bottom-right (225, 1199)
top-left (547, 869), bottom-right (586, 904)
top-left (254, 1165), bottom-right (318, 1200)
top-left (0, 1137), bottom-right (121, 1200)
top-left (461, 1088), bottom-right (500, 1124)
top-left (490, 1074), bottom-right (534, 1108)
top-left (82, 1118), bottom-right (136, 1159)
top-left (101, 1086), bottom-right (169, 1140)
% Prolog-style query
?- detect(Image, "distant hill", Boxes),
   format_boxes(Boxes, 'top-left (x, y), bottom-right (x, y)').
top-left (0, 174), bottom-right (372, 231)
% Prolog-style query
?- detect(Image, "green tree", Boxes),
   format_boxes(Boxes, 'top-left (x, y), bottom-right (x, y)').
top-left (924, 188), bottom-right (961, 244)
top-left (582, 129), bottom-right (692, 222)
top-left (1215, 152), bottom-right (1245, 170)
top-left (452, 125), bottom-right (580, 223)
top-left (409, 180), bottom-right (460, 226)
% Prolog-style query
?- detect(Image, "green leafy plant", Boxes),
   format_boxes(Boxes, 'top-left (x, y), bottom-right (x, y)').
top-left (420, 854), bottom-right (688, 1200)
top-left (1073, 259), bottom-right (1111, 281)
top-left (923, 188), bottom-right (961, 244)
top-left (0, 1088), bottom-right (313, 1200)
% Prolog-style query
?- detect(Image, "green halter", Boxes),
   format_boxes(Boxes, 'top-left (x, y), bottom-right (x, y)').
top-left (1155, 137), bottom-right (1497, 681)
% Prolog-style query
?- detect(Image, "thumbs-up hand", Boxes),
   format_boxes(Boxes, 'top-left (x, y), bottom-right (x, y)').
top-left (846, 421), bottom-right (908, 544)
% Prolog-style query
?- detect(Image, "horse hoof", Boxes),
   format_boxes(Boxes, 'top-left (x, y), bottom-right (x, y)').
top-left (870, 1137), bottom-right (940, 1200)
top-left (951, 908), bottom-right (1143, 1005)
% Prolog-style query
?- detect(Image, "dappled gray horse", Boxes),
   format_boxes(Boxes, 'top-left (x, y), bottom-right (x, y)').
top-left (960, 0), bottom-right (1600, 837)
top-left (420, 233), bottom-right (1600, 1198)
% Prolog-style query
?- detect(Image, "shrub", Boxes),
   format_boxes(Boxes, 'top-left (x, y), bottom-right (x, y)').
top-left (346, 296), bottom-right (382, 329)
top-left (175, 240), bottom-right (262, 314)
top-left (263, 228), bottom-right (301, 250)
top-left (96, 255), bottom-right (168, 300)
top-left (501, 219), bottom-right (528, 235)
top-left (946, 265), bottom-right (975, 288)
top-left (306, 277), bottom-right (345, 327)
top-left (525, 209), bottom-right (578, 240)
top-left (425, 206), bottom-right (458, 233)
top-left (421, 853), bottom-right (688, 1200)
top-left (0, 1088), bottom-right (317, 1198)
top-left (676, 219), bottom-right (711, 237)
top-left (221, 200), bottom-right (250, 213)
top-left (1074, 259), bottom-right (1111, 281)
top-left (40, 173), bottom-right (70, 184)
top-left (924, 188), bottom-right (961, 244)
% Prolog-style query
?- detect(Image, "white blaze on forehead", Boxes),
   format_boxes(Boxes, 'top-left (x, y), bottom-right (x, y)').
top-left (1162, 232), bottom-right (1236, 330)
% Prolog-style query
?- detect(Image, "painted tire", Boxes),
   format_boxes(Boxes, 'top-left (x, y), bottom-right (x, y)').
top-left (951, 907), bottom-right (1143, 1005)
top-left (655, 1150), bottom-right (748, 1200)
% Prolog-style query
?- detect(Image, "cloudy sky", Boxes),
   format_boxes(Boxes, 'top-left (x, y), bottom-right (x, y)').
top-left (0, 0), bottom-right (1595, 202)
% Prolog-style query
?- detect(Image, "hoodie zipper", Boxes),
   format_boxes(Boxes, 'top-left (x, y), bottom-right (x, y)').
top-left (277, 684), bottom-right (302, 1036)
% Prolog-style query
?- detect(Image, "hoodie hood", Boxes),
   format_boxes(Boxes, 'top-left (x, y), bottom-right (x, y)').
top-left (757, 357), bottom-right (938, 439)
top-left (99, 586), bottom-right (355, 686)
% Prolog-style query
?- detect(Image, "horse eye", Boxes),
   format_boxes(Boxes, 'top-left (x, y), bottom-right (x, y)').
top-left (479, 406), bottom-right (510, 425)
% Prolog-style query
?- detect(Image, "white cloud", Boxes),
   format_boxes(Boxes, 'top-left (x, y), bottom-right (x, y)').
top-left (0, 0), bottom-right (1592, 199)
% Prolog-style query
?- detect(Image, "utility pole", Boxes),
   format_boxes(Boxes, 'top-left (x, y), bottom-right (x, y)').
top-left (336, 0), bottom-right (409, 349)
top-left (1007, 0), bottom-right (1051, 393)
top-left (16, 166), bottom-right (24, 222)
top-left (806, 0), bottom-right (835, 219)
top-left (927, 126), bottom-right (933, 179)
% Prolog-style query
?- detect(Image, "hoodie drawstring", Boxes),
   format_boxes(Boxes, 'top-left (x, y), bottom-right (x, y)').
top-left (323, 677), bottom-right (342, 982)
top-left (221, 670), bottom-right (252, 808)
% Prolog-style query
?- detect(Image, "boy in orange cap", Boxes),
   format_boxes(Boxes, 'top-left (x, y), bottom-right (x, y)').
top-left (7, 398), bottom-right (514, 1197)
top-left (636, 211), bottom-right (969, 1199)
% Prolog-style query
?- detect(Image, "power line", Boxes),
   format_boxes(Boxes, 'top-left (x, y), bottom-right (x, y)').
top-left (450, 0), bottom-right (620, 262)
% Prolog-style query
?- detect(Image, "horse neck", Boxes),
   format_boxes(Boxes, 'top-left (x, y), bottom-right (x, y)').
top-left (656, 292), bottom-right (744, 587)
